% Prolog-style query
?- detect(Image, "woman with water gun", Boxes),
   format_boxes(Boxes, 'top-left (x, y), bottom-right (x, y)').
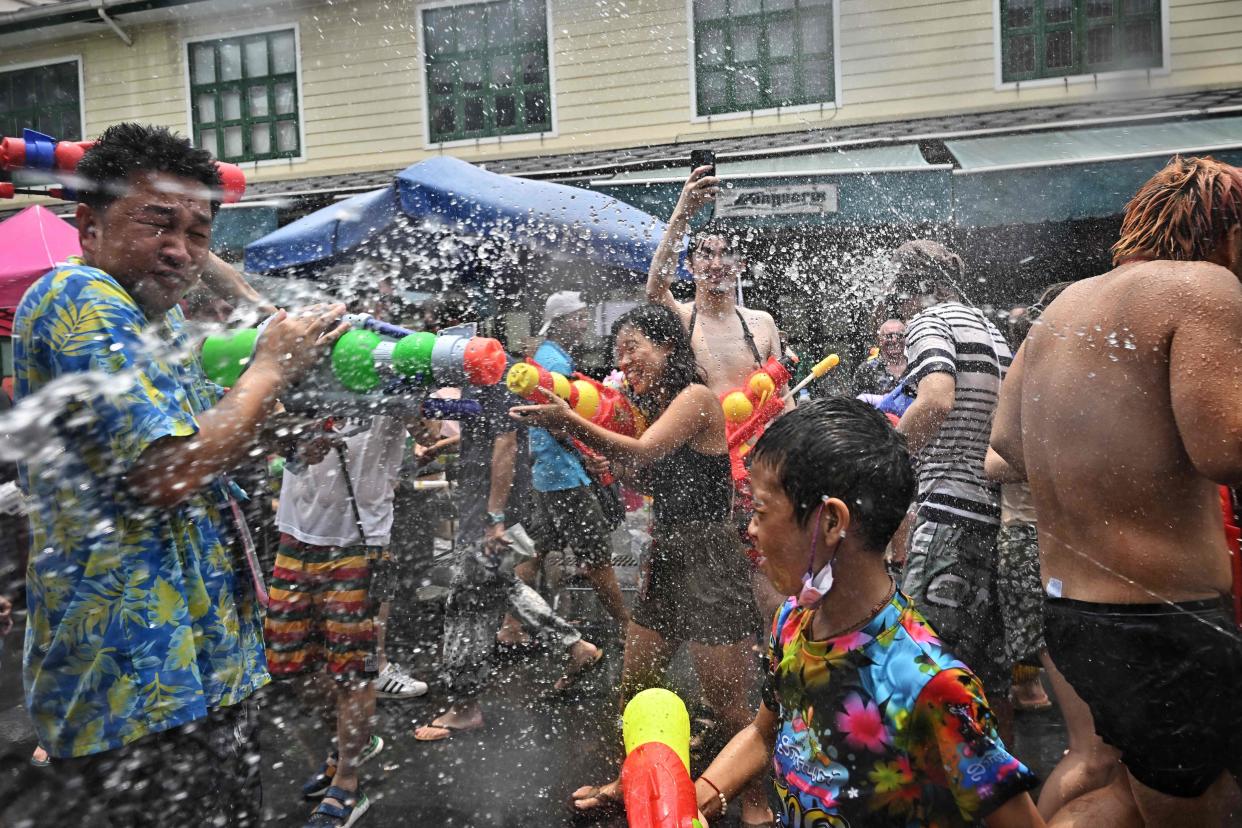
top-left (510, 303), bottom-right (765, 824)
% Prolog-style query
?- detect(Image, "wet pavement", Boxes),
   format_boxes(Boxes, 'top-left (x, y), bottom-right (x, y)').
top-left (0, 578), bottom-right (1069, 827)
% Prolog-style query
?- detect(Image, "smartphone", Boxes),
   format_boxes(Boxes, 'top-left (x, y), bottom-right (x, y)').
top-left (690, 149), bottom-right (716, 177)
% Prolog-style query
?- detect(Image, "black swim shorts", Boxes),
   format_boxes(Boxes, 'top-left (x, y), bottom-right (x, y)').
top-left (1044, 595), bottom-right (1242, 798)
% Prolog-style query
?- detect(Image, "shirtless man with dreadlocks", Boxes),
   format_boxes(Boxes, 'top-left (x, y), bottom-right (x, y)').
top-left (991, 156), bottom-right (1242, 827)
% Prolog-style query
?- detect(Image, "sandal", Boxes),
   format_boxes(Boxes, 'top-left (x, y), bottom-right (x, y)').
top-left (302, 735), bottom-right (384, 799)
top-left (304, 786), bottom-right (370, 828)
top-left (689, 716), bottom-right (721, 752)
top-left (553, 648), bottom-right (605, 693)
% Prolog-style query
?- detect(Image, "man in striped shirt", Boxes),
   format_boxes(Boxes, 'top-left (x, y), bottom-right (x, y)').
top-left (889, 240), bottom-right (1016, 734)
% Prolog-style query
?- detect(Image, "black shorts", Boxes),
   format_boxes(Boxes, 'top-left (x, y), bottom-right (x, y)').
top-left (525, 485), bottom-right (613, 568)
top-left (1044, 596), bottom-right (1242, 797)
top-left (632, 521), bottom-right (757, 645)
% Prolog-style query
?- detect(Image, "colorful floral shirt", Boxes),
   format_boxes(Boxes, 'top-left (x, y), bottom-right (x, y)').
top-left (14, 259), bottom-right (268, 759)
top-left (762, 592), bottom-right (1037, 826)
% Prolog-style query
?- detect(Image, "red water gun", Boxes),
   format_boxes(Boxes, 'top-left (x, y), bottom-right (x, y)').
top-left (0, 128), bottom-right (246, 203)
top-left (621, 689), bottom-right (703, 828)
top-left (720, 354), bottom-right (840, 482)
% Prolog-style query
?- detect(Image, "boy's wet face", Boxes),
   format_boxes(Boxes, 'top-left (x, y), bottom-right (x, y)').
top-left (749, 460), bottom-right (814, 596)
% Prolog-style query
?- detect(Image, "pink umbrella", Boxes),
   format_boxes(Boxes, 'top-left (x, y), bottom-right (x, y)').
top-left (0, 205), bottom-right (81, 336)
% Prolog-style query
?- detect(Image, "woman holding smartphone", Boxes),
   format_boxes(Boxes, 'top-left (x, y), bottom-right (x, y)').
top-left (510, 303), bottom-right (770, 823)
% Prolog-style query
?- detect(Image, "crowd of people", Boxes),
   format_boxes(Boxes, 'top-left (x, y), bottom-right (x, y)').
top-left (2, 121), bottom-right (1241, 828)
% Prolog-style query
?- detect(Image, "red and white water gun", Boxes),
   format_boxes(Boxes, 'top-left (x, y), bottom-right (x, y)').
top-left (0, 128), bottom-right (245, 203)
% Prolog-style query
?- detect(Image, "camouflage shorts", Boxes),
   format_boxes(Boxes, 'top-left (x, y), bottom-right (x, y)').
top-left (902, 517), bottom-right (1011, 696)
top-left (996, 523), bottom-right (1046, 663)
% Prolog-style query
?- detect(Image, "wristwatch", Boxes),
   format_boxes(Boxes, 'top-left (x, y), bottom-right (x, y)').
top-left (486, 511), bottom-right (506, 526)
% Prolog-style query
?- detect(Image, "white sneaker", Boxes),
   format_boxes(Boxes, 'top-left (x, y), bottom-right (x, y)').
top-left (374, 662), bottom-right (428, 699)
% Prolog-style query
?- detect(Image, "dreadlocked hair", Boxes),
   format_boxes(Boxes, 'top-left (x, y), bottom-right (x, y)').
top-left (1112, 156), bottom-right (1242, 265)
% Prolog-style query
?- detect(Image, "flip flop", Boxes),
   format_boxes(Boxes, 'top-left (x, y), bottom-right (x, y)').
top-left (412, 721), bottom-right (482, 742)
top-left (553, 648), bottom-right (605, 693)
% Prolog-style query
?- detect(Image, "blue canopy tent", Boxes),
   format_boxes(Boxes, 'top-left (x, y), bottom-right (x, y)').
top-left (244, 157), bottom-right (682, 288)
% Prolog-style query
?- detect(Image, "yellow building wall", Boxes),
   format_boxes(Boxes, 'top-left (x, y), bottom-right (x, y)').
top-left (0, 0), bottom-right (1239, 188)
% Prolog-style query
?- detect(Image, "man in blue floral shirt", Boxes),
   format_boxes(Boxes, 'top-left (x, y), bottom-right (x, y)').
top-left (13, 123), bottom-right (345, 826)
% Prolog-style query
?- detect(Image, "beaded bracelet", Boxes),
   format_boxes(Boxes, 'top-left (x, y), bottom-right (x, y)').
top-left (699, 775), bottom-right (728, 817)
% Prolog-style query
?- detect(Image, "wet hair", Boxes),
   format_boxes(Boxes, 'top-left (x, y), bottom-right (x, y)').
top-left (751, 397), bottom-right (914, 551)
top-left (610, 303), bottom-right (704, 417)
top-left (75, 123), bottom-right (221, 215)
top-left (1112, 156), bottom-right (1242, 265)
top-left (687, 227), bottom-right (741, 264)
top-left (888, 239), bottom-right (966, 303)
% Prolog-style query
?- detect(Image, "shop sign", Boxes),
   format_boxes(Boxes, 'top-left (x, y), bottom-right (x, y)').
top-left (716, 183), bottom-right (839, 217)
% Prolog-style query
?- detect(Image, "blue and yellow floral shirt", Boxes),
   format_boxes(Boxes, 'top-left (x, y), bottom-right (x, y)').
top-left (14, 259), bottom-right (269, 759)
top-left (762, 592), bottom-right (1038, 826)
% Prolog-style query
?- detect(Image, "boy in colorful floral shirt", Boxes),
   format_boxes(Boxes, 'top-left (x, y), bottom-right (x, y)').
top-left (693, 398), bottom-right (1043, 827)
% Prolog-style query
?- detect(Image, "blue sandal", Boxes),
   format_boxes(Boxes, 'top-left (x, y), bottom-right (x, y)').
top-left (304, 786), bottom-right (370, 828)
top-left (302, 735), bottom-right (384, 799)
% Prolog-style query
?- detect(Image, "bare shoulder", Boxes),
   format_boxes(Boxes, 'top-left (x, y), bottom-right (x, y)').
top-left (1045, 262), bottom-right (1242, 329)
top-left (739, 305), bottom-right (776, 327)
top-left (1116, 260), bottom-right (1240, 298)
top-left (677, 382), bottom-right (718, 406)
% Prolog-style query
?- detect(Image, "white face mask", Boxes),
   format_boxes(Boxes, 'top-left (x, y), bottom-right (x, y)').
top-left (796, 500), bottom-right (841, 610)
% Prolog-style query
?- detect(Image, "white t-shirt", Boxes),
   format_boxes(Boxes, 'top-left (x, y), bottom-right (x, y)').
top-left (277, 415), bottom-right (408, 547)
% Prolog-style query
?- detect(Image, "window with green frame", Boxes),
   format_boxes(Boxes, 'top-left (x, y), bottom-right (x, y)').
top-left (693, 0), bottom-right (834, 117)
top-left (422, 0), bottom-right (552, 143)
top-left (0, 60), bottom-right (81, 142)
top-left (1000, 0), bottom-right (1162, 82)
top-left (188, 29), bottom-right (301, 163)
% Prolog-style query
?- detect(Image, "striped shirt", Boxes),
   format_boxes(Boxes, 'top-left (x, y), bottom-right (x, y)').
top-left (904, 301), bottom-right (1012, 527)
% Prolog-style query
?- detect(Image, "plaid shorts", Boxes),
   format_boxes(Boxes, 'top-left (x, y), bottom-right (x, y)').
top-left (264, 533), bottom-right (380, 679)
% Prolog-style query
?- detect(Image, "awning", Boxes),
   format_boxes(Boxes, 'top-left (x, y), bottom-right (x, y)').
top-left (948, 116), bottom-right (1242, 226)
top-left (0, 205), bottom-right (80, 336)
top-left (589, 145), bottom-right (952, 228)
top-left (245, 156), bottom-right (670, 279)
